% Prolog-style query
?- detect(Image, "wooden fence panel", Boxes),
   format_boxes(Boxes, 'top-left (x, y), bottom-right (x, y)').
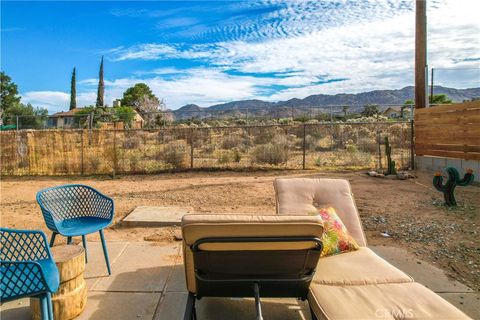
top-left (415, 101), bottom-right (480, 160)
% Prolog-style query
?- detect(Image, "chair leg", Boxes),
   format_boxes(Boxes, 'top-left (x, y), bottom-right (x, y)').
top-left (99, 229), bottom-right (111, 275)
top-left (82, 235), bottom-right (88, 263)
top-left (184, 293), bottom-right (196, 320)
top-left (67, 236), bottom-right (73, 245)
top-left (46, 292), bottom-right (54, 320)
top-left (309, 305), bottom-right (318, 320)
top-left (49, 232), bottom-right (57, 247)
top-left (40, 294), bottom-right (49, 320)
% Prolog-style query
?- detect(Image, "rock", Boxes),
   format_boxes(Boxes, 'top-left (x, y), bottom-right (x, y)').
top-left (397, 171), bottom-right (416, 180)
top-left (380, 232), bottom-right (390, 237)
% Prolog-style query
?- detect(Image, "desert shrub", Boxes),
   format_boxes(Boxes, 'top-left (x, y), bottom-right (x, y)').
top-left (123, 135), bottom-right (141, 149)
top-left (252, 143), bottom-right (288, 165)
top-left (162, 140), bottom-right (187, 169)
top-left (358, 137), bottom-right (377, 153)
top-left (315, 147), bottom-right (372, 168)
top-left (129, 153), bottom-right (141, 172)
top-left (221, 134), bottom-right (243, 149)
top-left (88, 155), bottom-right (102, 172)
top-left (216, 150), bottom-right (233, 164)
top-left (232, 148), bottom-right (242, 163)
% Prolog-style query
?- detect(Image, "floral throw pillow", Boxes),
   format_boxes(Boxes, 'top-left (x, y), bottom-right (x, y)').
top-left (315, 207), bottom-right (360, 257)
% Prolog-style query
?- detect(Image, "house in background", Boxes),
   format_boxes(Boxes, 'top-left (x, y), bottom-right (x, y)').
top-left (48, 108), bottom-right (85, 128)
top-left (382, 107), bottom-right (411, 119)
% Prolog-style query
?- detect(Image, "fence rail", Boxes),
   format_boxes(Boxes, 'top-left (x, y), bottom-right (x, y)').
top-left (415, 101), bottom-right (480, 160)
top-left (0, 122), bottom-right (412, 176)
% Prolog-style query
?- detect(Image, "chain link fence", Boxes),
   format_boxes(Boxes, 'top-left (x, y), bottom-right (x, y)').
top-left (0, 121), bottom-right (412, 176)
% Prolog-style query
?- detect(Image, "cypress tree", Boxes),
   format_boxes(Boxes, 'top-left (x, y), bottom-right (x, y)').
top-left (69, 67), bottom-right (76, 110)
top-left (96, 56), bottom-right (104, 107)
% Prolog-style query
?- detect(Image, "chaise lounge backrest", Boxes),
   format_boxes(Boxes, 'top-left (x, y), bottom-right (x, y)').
top-left (182, 214), bottom-right (325, 295)
top-left (274, 178), bottom-right (367, 246)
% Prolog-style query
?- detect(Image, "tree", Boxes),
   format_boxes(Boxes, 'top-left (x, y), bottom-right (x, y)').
top-left (120, 83), bottom-right (166, 127)
top-left (430, 94), bottom-right (452, 105)
top-left (70, 67), bottom-right (76, 110)
top-left (401, 99), bottom-right (414, 120)
top-left (361, 104), bottom-right (380, 117)
top-left (114, 106), bottom-right (136, 128)
top-left (0, 72), bottom-right (21, 113)
top-left (0, 72), bottom-right (47, 127)
top-left (96, 56), bottom-right (104, 107)
top-left (121, 83), bottom-right (159, 109)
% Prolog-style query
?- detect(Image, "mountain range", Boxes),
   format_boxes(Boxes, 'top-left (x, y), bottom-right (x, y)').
top-left (170, 86), bottom-right (480, 120)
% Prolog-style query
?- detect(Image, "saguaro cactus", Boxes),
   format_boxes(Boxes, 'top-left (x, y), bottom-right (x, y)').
top-left (384, 137), bottom-right (396, 175)
top-left (433, 167), bottom-right (474, 206)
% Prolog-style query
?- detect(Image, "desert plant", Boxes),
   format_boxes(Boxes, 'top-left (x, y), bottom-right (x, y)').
top-left (162, 140), bottom-right (187, 169)
top-left (252, 143), bottom-right (288, 165)
top-left (216, 150), bottom-right (233, 164)
top-left (232, 148), bottom-right (242, 163)
top-left (384, 136), bottom-right (396, 175)
top-left (221, 134), bottom-right (243, 149)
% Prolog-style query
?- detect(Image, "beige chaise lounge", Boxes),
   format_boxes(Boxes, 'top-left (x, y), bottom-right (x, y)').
top-left (274, 178), bottom-right (471, 320)
top-left (181, 214), bottom-right (325, 320)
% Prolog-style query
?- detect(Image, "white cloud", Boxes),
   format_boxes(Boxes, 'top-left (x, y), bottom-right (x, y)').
top-left (21, 91), bottom-right (96, 113)
top-left (24, 0), bottom-right (480, 112)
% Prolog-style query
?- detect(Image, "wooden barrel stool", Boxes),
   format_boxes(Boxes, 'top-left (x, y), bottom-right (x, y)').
top-left (31, 245), bottom-right (87, 320)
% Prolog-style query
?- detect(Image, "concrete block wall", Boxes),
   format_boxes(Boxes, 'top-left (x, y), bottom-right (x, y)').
top-left (416, 156), bottom-right (480, 183)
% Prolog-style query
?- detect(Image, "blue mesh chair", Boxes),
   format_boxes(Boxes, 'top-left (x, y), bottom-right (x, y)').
top-left (1, 228), bottom-right (60, 320)
top-left (36, 184), bottom-right (114, 275)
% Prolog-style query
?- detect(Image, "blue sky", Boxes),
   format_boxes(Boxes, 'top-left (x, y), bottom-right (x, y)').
top-left (1, 0), bottom-right (479, 113)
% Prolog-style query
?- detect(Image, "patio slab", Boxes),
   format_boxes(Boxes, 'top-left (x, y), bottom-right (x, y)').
top-left (92, 242), bottom-right (181, 292)
top-left (371, 245), bottom-right (473, 293)
top-left (439, 292), bottom-right (480, 320)
top-left (122, 206), bottom-right (194, 227)
top-left (1, 242), bottom-right (477, 320)
top-left (153, 293), bottom-right (312, 320)
top-left (76, 292), bottom-right (161, 320)
top-left (83, 241), bottom-right (129, 289)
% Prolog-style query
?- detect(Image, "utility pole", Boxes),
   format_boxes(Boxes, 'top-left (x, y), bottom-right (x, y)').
top-left (415, 0), bottom-right (427, 109)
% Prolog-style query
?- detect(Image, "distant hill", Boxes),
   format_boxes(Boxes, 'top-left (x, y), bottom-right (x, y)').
top-left (171, 86), bottom-right (480, 120)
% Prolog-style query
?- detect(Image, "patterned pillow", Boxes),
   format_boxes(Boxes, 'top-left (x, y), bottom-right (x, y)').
top-left (315, 207), bottom-right (360, 257)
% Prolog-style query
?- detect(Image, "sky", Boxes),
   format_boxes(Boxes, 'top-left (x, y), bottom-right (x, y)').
top-left (1, 0), bottom-right (479, 113)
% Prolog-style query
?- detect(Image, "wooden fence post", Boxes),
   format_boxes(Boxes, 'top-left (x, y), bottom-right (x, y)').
top-left (302, 124), bottom-right (306, 170)
top-left (410, 119), bottom-right (415, 170)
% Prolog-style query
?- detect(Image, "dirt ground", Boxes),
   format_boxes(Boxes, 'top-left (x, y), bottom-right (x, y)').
top-left (1, 170), bottom-right (479, 291)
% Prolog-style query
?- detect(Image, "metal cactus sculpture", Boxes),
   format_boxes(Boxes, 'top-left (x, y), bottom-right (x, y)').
top-left (384, 137), bottom-right (396, 175)
top-left (433, 167), bottom-right (474, 206)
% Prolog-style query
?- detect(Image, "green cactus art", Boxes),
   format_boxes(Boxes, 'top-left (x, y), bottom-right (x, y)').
top-left (384, 137), bottom-right (396, 175)
top-left (433, 167), bottom-right (474, 206)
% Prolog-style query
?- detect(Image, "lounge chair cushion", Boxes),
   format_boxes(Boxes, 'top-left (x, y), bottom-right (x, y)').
top-left (182, 214), bottom-right (325, 293)
top-left (274, 178), bottom-right (367, 246)
top-left (308, 282), bottom-right (471, 320)
top-left (313, 247), bottom-right (413, 285)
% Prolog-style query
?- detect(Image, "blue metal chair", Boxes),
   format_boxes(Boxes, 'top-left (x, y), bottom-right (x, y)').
top-left (36, 184), bottom-right (114, 275)
top-left (1, 228), bottom-right (60, 320)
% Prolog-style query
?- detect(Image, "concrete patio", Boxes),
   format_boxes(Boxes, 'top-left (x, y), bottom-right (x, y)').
top-left (1, 240), bottom-right (478, 320)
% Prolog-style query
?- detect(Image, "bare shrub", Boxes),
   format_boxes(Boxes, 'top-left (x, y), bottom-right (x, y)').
top-left (221, 134), bottom-right (243, 149)
top-left (123, 136), bottom-right (141, 149)
top-left (216, 150), bottom-right (233, 164)
top-left (162, 140), bottom-right (187, 169)
top-left (88, 155), bottom-right (102, 172)
top-left (252, 143), bottom-right (288, 165)
top-left (316, 146), bottom-right (372, 168)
